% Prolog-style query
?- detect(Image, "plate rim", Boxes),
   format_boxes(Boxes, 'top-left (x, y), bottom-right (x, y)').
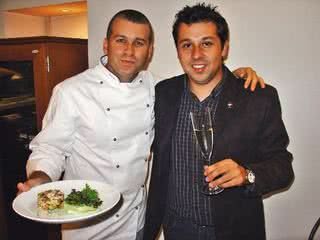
top-left (12, 179), bottom-right (121, 224)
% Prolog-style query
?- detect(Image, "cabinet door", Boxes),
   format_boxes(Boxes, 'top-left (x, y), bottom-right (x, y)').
top-left (47, 42), bottom-right (88, 92)
top-left (0, 43), bottom-right (49, 129)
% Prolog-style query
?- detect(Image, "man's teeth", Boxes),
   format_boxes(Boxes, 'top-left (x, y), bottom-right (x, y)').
top-left (193, 64), bottom-right (205, 69)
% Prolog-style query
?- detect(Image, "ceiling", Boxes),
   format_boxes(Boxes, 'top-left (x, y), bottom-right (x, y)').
top-left (7, 1), bottom-right (87, 17)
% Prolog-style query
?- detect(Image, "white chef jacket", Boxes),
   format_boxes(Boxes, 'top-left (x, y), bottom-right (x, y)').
top-left (26, 56), bottom-right (155, 240)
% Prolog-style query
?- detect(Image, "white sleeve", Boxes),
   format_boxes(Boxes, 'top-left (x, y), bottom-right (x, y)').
top-left (26, 84), bottom-right (77, 181)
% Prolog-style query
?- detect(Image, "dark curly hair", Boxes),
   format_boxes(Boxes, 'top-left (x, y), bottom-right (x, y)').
top-left (172, 3), bottom-right (229, 48)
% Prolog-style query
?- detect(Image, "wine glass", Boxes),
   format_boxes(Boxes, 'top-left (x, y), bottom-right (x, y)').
top-left (190, 107), bottom-right (224, 195)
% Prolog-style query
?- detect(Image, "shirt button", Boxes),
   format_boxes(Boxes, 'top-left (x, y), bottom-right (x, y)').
top-left (141, 184), bottom-right (144, 188)
top-left (135, 206), bottom-right (139, 210)
top-left (106, 108), bottom-right (110, 111)
top-left (145, 132), bottom-right (148, 135)
top-left (116, 214), bottom-right (119, 217)
top-left (116, 164), bottom-right (120, 168)
top-left (113, 138), bottom-right (117, 141)
top-left (146, 104), bottom-right (150, 107)
top-left (100, 81), bottom-right (103, 84)
top-left (139, 80), bottom-right (143, 83)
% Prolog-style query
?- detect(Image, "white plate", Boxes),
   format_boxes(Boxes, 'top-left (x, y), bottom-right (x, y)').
top-left (12, 180), bottom-right (121, 224)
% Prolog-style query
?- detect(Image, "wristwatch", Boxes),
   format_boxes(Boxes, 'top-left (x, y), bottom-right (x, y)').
top-left (245, 169), bottom-right (256, 184)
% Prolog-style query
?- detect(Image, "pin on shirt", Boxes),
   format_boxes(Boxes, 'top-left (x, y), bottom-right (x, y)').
top-left (227, 102), bottom-right (233, 109)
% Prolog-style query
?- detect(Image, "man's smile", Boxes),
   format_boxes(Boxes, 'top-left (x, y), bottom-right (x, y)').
top-left (192, 63), bottom-right (206, 73)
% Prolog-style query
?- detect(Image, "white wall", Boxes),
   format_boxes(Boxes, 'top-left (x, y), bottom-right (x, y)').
top-left (2, 12), bottom-right (47, 38)
top-left (0, 0), bottom-right (78, 11)
top-left (88, 0), bottom-right (320, 239)
top-left (0, 0), bottom-right (88, 39)
top-left (50, 13), bottom-right (88, 39)
top-left (0, 11), bottom-right (87, 39)
top-left (0, 12), bottom-right (5, 37)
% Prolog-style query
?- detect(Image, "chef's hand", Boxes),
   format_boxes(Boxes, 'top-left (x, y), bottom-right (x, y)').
top-left (233, 67), bottom-right (265, 91)
top-left (204, 159), bottom-right (247, 189)
top-left (17, 171), bottom-right (51, 195)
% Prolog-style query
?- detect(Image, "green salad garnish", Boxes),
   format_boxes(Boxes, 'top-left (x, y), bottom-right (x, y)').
top-left (65, 184), bottom-right (103, 208)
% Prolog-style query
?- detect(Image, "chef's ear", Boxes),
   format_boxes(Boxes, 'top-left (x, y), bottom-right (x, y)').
top-left (148, 44), bottom-right (153, 61)
top-left (103, 38), bottom-right (108, 56)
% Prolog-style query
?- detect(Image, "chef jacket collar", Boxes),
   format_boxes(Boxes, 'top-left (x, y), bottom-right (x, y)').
top-left (98, 55), bottom-right (143, 84)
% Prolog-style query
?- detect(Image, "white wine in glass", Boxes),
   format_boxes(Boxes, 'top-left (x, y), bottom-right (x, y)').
top-left (190, 107), bottom-right (224, 195)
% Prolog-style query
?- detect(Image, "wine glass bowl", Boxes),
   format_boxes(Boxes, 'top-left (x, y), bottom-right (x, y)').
top-left (190, 107), bottom-right (224, 195)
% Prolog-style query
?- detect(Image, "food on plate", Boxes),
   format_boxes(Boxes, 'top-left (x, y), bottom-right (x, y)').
top-left (37, 189), bottom-right (64, 211)
top-left (65, 183), bottom-right (103, 208)
top-left (37, 184), bottom-right (103, 214)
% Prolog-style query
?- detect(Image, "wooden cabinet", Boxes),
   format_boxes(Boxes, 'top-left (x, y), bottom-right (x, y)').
top-left (0, 36), bottom-right (87, 240)
top-left (0, 36), bottom-right (88, 129)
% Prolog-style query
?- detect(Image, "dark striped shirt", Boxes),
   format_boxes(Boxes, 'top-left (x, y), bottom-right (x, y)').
top-left (167, 75), bottom-right (224, 226)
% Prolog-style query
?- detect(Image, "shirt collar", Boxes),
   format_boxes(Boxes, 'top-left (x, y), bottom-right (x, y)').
top-left (184, 66), bottom-right (226, 100)
top-left (98, 55), bottom-right (143, 84)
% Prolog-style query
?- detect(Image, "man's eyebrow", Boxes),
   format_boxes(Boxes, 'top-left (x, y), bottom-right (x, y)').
top-left (135, 37), bottom-right (147, 42)
top-left (202, 36), bottom-right (214, 41)
top-left (113, 34), bottom-right (127, 38)
top-left (113, 35), bottom-right (147, 42)
top-left (178, 36), bottom-right (215, 44)
top-left (178, 38), bottom-right (191, 44)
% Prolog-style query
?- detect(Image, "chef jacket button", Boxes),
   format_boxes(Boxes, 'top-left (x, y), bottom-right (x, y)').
top-left (139, 80), bottom-right (143, 83)
top-left (100, 81), bottom-right (103, 84)
top-left (146, 104), bottom-right (150, 107)
top-left (116, 164), bottom-right (120, 168)
top-left (116, 214), bottom-right (119, 217)
top-left (145, 131), bottom-right (148, 135)
top-left (135, 206), bottom-right (139, 210)
top-left (106, 108), bottom-right (110, 111)
top-left (113, 138), bottom-right (117, 141)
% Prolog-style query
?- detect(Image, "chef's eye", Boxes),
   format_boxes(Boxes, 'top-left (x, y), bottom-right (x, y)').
top-left (134, 40), bottom-right (145, 47)
top-left (116, 38), bottom-right (127, 44)
top-left (181, 43), bottom-right (192, 49)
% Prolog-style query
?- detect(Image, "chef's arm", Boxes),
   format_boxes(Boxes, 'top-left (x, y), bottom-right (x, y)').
top-left (17, 171), bottom-right (51, 195)
top-left (232, 67), bottom-right (265, 91)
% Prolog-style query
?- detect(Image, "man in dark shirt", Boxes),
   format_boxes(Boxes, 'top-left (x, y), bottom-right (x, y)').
top-left (144, 3), bottom-right (294, 240)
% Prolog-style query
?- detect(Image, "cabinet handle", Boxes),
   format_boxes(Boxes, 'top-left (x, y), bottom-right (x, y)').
top-left (46, 56), bottom-right (50, 72)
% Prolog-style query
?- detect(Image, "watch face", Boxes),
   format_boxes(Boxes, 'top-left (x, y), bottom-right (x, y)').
top-left (248, 171), bottom-right (255, 183)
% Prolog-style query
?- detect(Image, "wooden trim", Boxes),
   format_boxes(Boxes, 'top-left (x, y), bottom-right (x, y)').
top-left (0, 36), bottom-right (87, 45)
